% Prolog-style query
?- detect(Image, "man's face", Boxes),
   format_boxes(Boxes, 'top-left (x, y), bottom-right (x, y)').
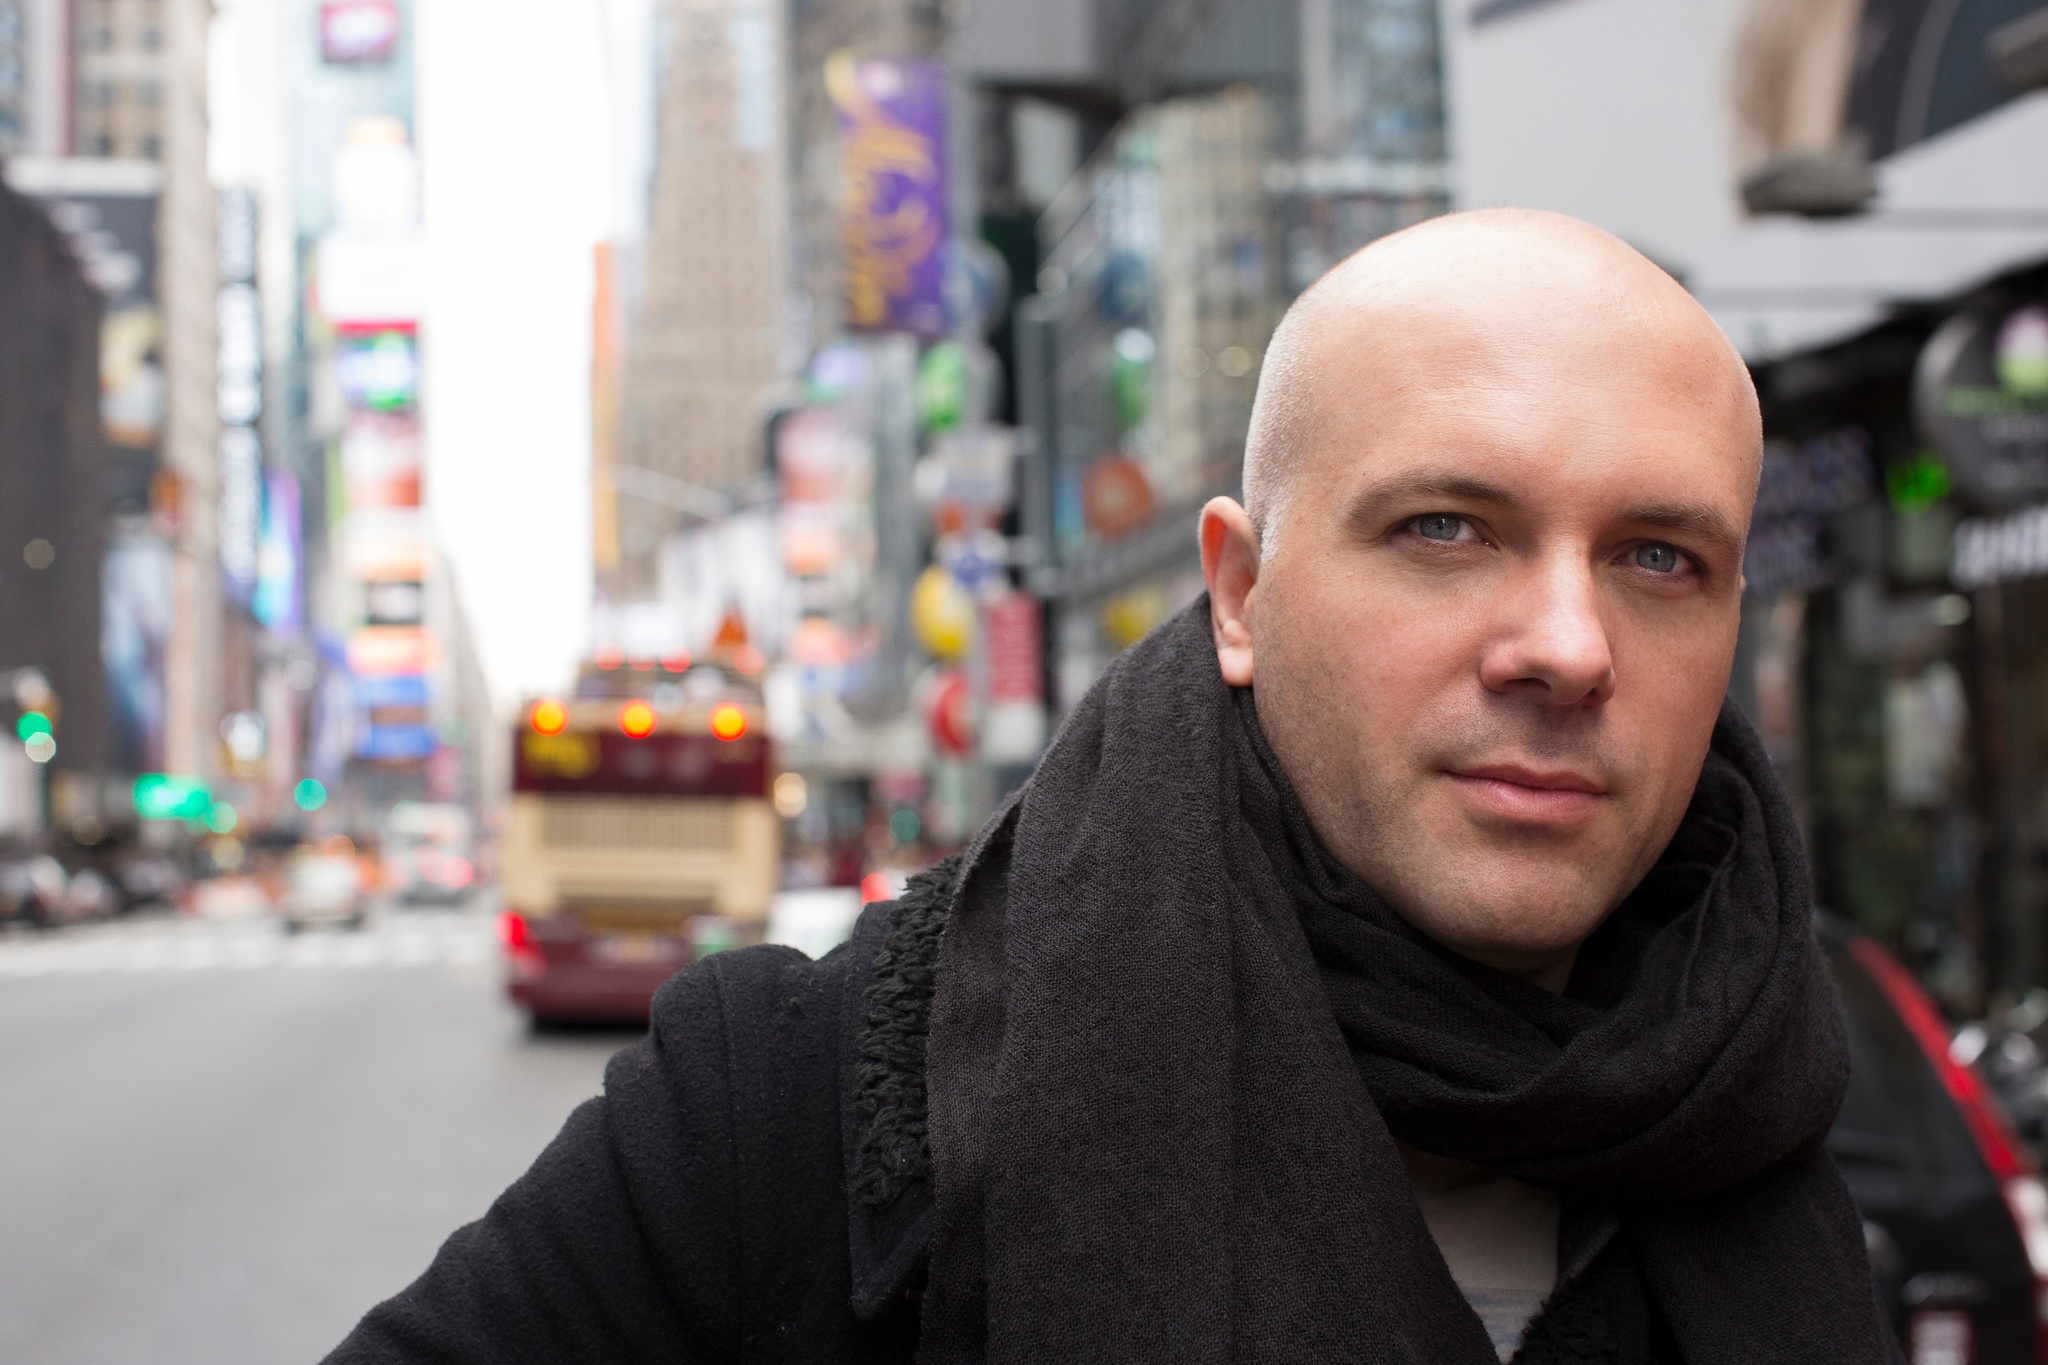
top-left (1213, 299), bottom-right (1756, 984)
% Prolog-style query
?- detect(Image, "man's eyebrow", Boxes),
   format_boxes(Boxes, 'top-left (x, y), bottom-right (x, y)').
top-left (1624, 502), bottom-right (1745, 559)
top-left (1343, 473), bottom-right (1524, 533)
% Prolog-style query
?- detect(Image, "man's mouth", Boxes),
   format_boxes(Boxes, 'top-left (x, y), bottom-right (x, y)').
top-left (1442, 763), bottom-right (1608, 825)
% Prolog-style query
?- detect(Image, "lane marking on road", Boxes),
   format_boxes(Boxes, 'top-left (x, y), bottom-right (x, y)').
top-left (0, 914), bottom-right (497, 978)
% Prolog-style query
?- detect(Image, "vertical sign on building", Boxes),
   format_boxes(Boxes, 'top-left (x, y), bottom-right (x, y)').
top-left (981, 591), bottom-right (1046, 763)
top-left (253, 468), bottom-right (302, 632)
top-left (827, 53), bottom-right (949, 338)
top-left (216, 187), bottom-right (262, 600)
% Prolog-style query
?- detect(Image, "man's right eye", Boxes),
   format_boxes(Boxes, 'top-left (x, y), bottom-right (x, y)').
top-left (1413, 513), bottom-right (1467, 542)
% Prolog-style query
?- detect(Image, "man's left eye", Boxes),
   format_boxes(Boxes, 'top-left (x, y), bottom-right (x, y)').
top-left (1633, 542), bottom-right (1683, 573)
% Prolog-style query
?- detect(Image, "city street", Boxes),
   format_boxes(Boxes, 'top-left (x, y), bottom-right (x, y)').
top-left (0, 897), bottom-right (636, 1365)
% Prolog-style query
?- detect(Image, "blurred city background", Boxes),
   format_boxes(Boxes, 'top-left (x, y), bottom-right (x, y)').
top-left (3, 0), bottom-right (2048, 1359)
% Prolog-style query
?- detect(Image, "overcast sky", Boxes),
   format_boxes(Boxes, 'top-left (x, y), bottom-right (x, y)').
top-left (417, 0), bottom-right (612, 707)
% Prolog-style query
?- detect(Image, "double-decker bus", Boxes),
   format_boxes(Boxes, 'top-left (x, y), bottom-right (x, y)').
top-left (498, 674), bottom-right (776, 1023)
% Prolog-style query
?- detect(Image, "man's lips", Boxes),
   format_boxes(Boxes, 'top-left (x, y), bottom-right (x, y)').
top-left (1442, 764), bottom-right (1608, 824)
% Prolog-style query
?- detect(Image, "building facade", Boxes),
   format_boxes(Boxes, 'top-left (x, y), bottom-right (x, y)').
top-left (0, 175), bottom-right (107, 829)
top-left (609, 0), bottom-right (792, 600)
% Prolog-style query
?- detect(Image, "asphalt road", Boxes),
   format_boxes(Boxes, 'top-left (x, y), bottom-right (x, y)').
top-left (0, 896), bottom-right (636, 1364)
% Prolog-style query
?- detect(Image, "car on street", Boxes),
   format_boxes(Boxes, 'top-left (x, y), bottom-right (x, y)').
top-left (279, 850), bottom-right (368, 933)
top-left (0, 854), bottom-right (66, 927)
top-left (385, 801), bottom-right (477, 907)
top-left (388, 840), bottom-right (476, 906)
top-left (115, 853), bottom-right (187, 911)
top-left (1825, 916), bottom-right (2048, 1364)
top-left (59, 869), bottom-right (118, 922)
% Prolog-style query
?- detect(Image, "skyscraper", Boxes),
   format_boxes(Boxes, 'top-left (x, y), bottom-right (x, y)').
top-left (610, 0), bottom-right (789, 599)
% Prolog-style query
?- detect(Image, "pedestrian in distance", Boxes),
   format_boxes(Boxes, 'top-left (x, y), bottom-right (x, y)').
top-left (325, 208), bottom-right (1900, 1365)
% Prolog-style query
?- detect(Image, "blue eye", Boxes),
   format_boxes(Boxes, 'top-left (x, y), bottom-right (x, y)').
top-left (1416, 514), bottom-right (1463, 542)
top-left (1634, 542), bottom-right (1681, 573)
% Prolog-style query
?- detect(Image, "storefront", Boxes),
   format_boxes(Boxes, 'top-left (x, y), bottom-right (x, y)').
top-left (1739, 262), bottom-right (2048, 1011)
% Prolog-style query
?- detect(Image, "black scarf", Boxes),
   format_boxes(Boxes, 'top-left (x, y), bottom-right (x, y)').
top-left (920, 599), bottom-right (1890, 1363)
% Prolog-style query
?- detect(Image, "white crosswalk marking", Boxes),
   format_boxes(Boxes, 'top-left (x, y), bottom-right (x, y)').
top-left (0, 908), bottom-right (498, 979)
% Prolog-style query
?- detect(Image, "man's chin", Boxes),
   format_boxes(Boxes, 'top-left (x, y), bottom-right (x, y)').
top-left (1379, 861), bottom-right (1615, 976)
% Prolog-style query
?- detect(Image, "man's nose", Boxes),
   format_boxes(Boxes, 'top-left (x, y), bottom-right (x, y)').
top-left (1478, 554), bottom-right (1616, 707)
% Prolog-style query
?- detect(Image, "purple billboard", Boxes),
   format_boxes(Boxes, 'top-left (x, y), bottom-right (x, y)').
top-left (827, 53), bottom-right (949, 337)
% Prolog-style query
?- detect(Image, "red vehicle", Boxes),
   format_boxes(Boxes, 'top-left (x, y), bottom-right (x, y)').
top-left (1824, 917), bottom-right (2048, 1363)
top-left (498, 677), bottom-right (775, 1023)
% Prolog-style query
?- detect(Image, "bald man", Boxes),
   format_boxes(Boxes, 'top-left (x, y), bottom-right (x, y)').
top-left (327, 211), bottom-right (1896, 1365)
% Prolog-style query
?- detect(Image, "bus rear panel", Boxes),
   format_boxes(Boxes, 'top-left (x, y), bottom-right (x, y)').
top-left (500, 697), bottom-right (775, 1022)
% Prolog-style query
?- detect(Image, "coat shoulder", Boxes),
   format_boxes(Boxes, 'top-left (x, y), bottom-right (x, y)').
top-left (613, 890), bottom-right (943, 1358)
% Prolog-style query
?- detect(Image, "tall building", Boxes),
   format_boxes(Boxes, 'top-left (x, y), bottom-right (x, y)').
top-left (152, 0), bottom-right (216, 778)
top-left (0, 0), bottom-right (29, 151)
top-left (46, 0), bottom-right (219, 783)
top-left (609, 0), bottom-right (790, 599)
top-left (0, 173), bottom-right (107, 831)
top-left (72, 0), bottom-right (169, 159)
top-left (957, 0), bottom-right (1445, 706)
top-left (3, 0), bottom-right (213, 806)
top-left (1, 0), bottom-right (72, 157)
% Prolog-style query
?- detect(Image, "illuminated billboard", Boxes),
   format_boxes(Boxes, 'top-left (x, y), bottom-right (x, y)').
top-left (320, 0), bottom-right (401, 65)
top-left (827, 53), bottom-right (949, 337)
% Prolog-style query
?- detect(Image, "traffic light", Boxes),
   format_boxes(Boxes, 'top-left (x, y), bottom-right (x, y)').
top-left (8, 667), bottom-right (58, 764)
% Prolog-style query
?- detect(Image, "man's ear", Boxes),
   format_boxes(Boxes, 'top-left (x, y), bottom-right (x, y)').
top-left (1199, 497), bottom-right (1259, 687)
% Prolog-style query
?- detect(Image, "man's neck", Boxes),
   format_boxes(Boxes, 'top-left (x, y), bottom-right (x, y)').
top-left (1516, 949), bottom-right (1577, 995)
top-left (1452, 942), bottom-right (1579, 994)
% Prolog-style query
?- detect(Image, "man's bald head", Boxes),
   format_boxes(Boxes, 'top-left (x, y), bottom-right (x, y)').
top-left (1201, 206), bottom-right (1764, 989)
top-left (1242, 208), bottom-right (1761, 554)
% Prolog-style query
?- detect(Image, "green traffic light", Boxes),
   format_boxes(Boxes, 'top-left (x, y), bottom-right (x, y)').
top-left (134, 774), bottom-right (210, 821)
top-left (15, 711), bottom-right (51, 741)
top-left (293, 778), bottom-right (327, 812)
top-left (206, 802), bottom-right (238, 835)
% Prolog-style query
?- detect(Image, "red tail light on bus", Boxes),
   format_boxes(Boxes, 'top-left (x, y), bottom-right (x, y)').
top-left (619, 701), bottom-right (657, 739)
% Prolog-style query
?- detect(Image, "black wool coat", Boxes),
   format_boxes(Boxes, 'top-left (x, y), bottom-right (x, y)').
top-left (324, 902), bottom-right (927, 1365)
top-left (324, 892), bottom-right (1683, 1365)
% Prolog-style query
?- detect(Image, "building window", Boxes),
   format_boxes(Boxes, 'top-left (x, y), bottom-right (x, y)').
top-left (93, 133), bottom-right (113, 155)
top-left (140, 134), bottom-right (160, 159)
top-left (137, 79), bottom-right (160, 107)
top-left (140, 26), bottom-right (161, 51)
top-left (89, 24), bottom-right (112, 51)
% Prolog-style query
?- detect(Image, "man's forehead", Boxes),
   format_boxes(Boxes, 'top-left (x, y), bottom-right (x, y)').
top-left (1241, 209), bottom-right (1762, 543)
top-left (1294, 271), bottom-right (1758, 459)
